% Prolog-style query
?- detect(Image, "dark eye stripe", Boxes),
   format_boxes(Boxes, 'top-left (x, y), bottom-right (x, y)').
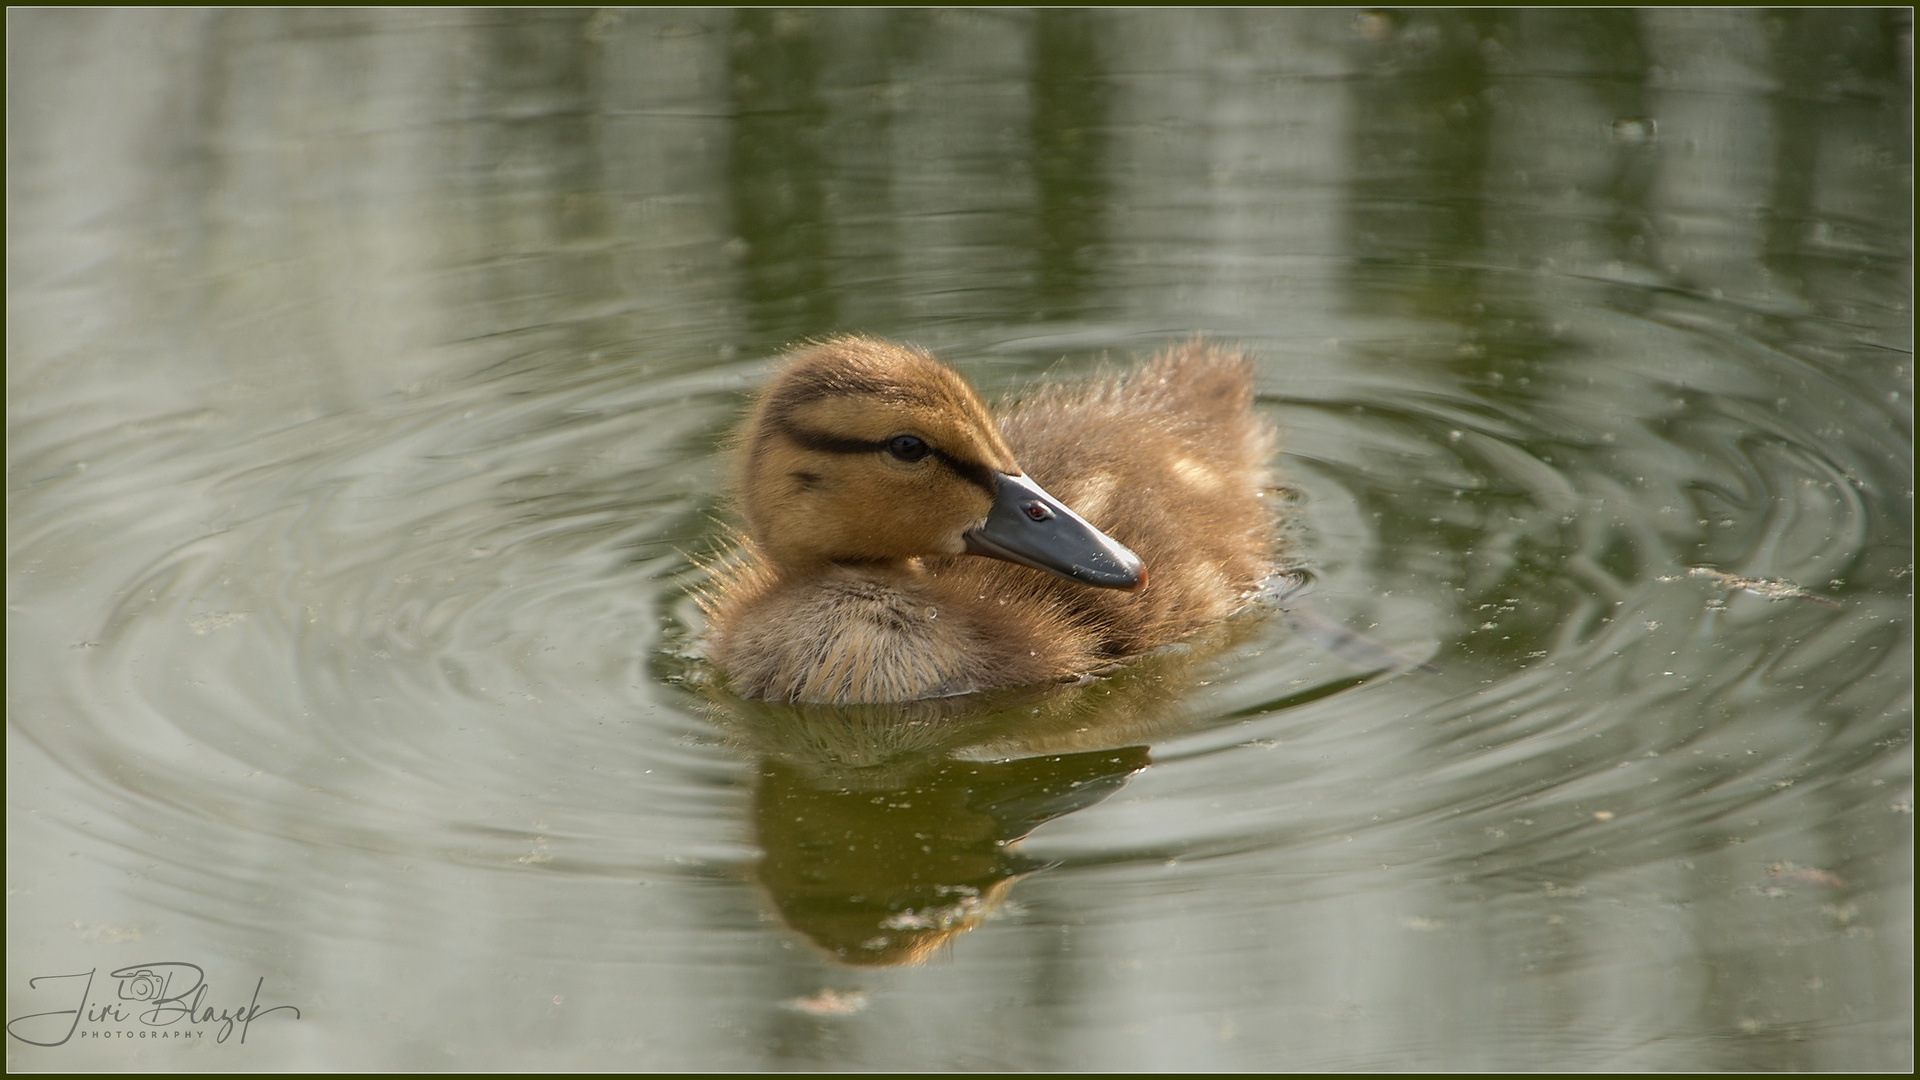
top-left (775, 421), bottom-right (885, 457)
top-left (775, 420), bottom-right (996, 495)
top-left (934, 452), bottom-right (995, 493)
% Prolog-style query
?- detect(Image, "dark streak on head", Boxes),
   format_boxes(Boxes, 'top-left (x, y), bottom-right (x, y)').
top-left (935, 453), bottom-right (996, 494)
top-left (776, 419), bottom-right (886, 457)
top-left (762, 363), bottom-right (938, 429)
top-left (774, 418), bottom-right (997, 496)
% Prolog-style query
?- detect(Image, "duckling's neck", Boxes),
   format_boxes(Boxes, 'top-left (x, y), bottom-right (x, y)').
top-left (772, 554), bottom-right (927, 583)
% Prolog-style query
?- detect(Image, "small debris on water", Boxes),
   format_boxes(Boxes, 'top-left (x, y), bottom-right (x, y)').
top-left (1659, 567), bottom-right (1840, 607)
top-left (186, 611), bottom-right (249, 634)
top-left (1611, 117), bottom-right (1657, 145)
top-left (1765, 861), bottom-right (1847, 889)
top-left (1821, 902), bottom-right (1858, 926)
top-left (784, 989), bottom-right (868, 1016)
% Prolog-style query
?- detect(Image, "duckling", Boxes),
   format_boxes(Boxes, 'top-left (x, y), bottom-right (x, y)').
top-left (700, 335), bottom-right (1278, 704)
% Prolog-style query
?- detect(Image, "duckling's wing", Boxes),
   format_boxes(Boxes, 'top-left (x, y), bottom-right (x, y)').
top-left (995, 342), bottom-right (1278, 653)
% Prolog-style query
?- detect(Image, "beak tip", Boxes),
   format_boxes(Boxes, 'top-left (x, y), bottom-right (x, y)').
top-left (1127, 563), bottom-right (1149, 593)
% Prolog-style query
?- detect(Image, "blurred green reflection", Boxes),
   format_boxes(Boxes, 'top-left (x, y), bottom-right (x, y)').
top-left (698, 634), bottom-right (1253, 965)
top-left (754, 745), bottom-right (1148, 965)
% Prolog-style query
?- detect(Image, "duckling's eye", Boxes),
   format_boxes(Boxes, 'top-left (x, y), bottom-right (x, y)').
top-left (887, 435), bottom-right (930, 462)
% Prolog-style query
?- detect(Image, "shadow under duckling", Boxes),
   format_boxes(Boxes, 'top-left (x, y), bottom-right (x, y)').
top-left (700, 335), bottom-right (1279, 704)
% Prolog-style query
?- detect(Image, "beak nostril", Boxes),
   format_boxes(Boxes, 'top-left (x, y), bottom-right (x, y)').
top-left (967, 471), bottom-right (1140, 591)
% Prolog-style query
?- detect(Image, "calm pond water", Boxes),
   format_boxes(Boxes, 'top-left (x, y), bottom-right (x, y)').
top-left (7, 8), bottom-right (1912, 1072)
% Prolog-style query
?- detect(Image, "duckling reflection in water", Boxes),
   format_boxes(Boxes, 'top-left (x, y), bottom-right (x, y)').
top-left (752, 738), bottom-right (1151, 966)
top-left (710, 636), bottom-right (1230, 966)
top-left (700, 335), bottom-right (1278, 703)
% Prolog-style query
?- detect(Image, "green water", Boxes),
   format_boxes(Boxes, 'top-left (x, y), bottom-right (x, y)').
top-left (6, 8), bottom-right (1911, 1071)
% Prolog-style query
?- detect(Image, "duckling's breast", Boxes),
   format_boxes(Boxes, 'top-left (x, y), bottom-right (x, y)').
top-left (709, 563), bottom-right (1108, 705)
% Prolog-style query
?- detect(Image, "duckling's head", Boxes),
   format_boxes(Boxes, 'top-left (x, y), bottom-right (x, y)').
top-left (737, 336), bottom-right (1143, 589)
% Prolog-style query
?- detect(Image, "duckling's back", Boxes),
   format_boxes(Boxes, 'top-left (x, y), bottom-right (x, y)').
top-left (933, 340), bottom-right (1279, 657)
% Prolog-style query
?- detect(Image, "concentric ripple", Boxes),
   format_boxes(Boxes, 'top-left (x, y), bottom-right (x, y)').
top-left (11, 267), bottom-right (1906, 963)
top-left (6, 7), bottom-right (1909, 1070)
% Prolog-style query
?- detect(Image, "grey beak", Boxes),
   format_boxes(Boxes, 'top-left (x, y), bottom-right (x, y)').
top-left (962, 472), bottom-right (1146, 591)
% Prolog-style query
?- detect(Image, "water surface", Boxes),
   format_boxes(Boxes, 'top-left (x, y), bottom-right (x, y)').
top-left (7, 8), bottom-right (1911, 1071)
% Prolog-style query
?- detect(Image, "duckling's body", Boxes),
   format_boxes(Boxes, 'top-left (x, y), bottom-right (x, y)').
top-left (702, 337), bottom-right (1277, 704)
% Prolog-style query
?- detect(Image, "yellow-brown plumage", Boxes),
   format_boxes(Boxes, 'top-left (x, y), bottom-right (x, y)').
top-left (700, 335), bottom-right (1278, 704)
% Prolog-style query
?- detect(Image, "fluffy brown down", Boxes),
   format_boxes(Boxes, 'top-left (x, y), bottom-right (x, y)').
top-left (700, 337), bottom-right (1278, 704)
